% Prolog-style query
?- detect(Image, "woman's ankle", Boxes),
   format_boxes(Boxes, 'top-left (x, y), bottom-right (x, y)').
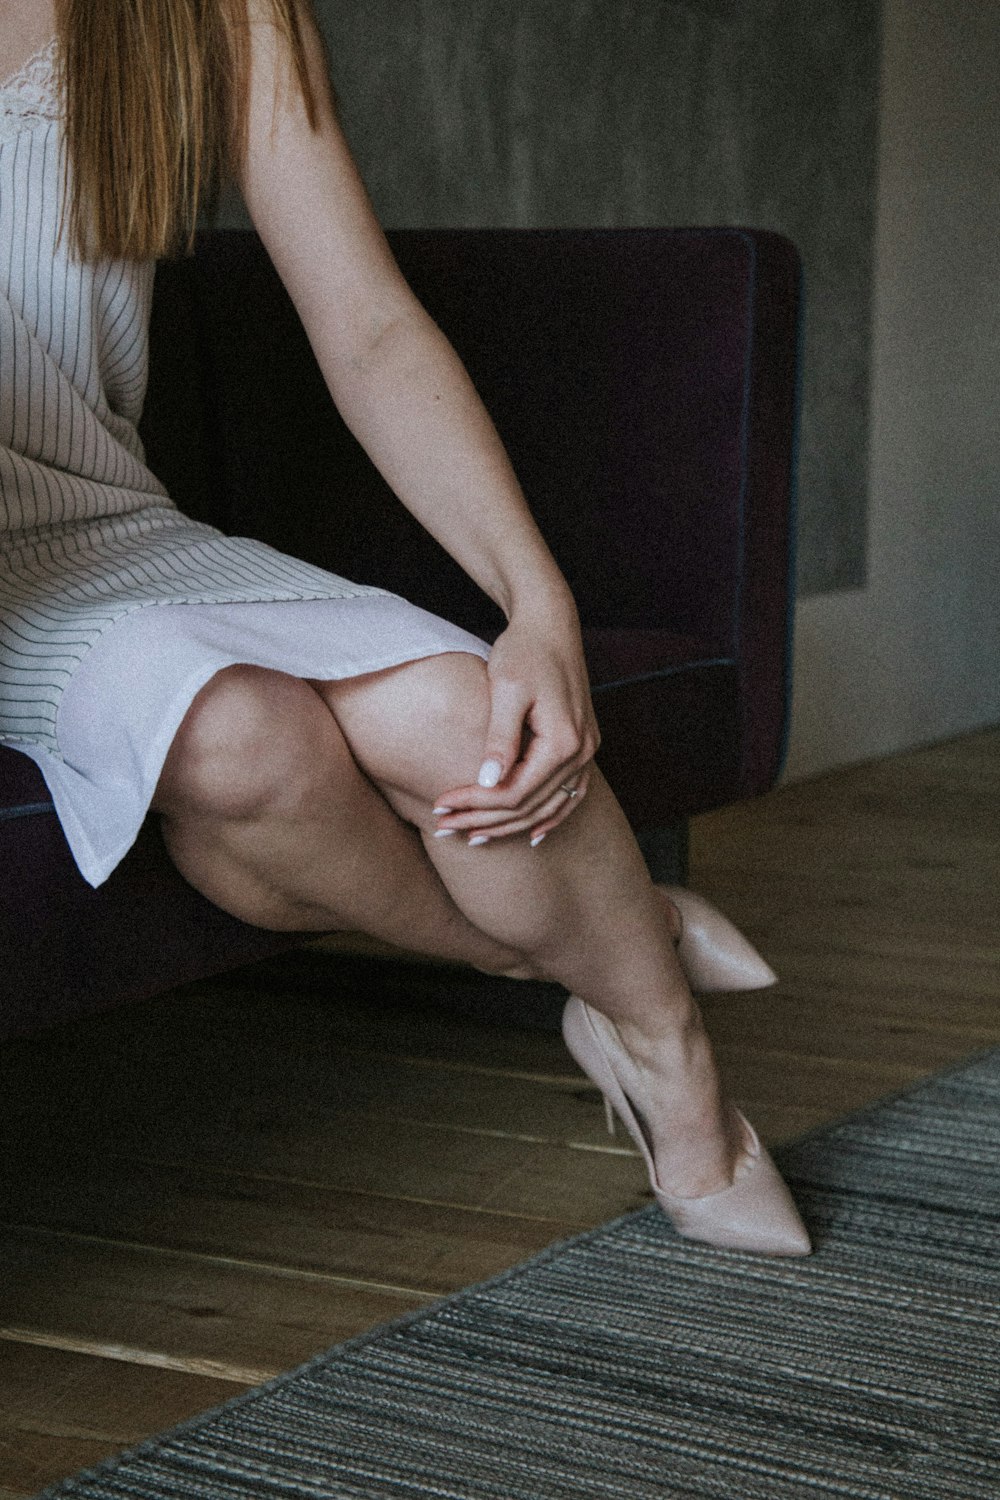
top-left (594, 994), bottom-right (706, 1067)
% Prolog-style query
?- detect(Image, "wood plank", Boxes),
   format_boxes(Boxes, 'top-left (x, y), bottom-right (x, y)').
top-left (0, 1007), bottom-right (613, 1149)
top-left (0, 983), bottom-right (653, 1228)
top-left (3, 1115), bottom-right (648, 1228)
top-left (0, 1225), bottom-right (433, 1383)
top-left (235, 976), bottom-right (574, 1072)
top-left (707, 991), bottom-right (1000, 1071)
top-left (10, 1116), bottom-right (645, 1235)
top-left (0, 1033), bottom-right (650, 1227)
top-left (0, 1155), bottom-right (599, 1296)
top-left (0, 1341), bottom-right (245, 1496)
top-left (6, 964), bottom-right (573, 1079)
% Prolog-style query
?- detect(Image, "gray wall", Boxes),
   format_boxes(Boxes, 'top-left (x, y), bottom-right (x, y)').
top-left (783, 0), bottom-right (1000, 780)
top-left (219, 0), bottom-right (882, 598)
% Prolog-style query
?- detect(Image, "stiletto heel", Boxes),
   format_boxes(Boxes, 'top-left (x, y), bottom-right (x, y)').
top-left (657, 884), bottom-right (779, 994)
top-left (563, 996), bottom-right (811, 1257)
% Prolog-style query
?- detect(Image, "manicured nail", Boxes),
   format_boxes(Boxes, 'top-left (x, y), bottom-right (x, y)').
top-left (432, 806), bottom-right (452, 817)
top-left (477, 759), bottom-right (503, 789)
top-left (433, 828), bottom-right (457, 838)
top-left (530, 833), bottom-right (546, 847)
top-left (468, 834), bottom-right (490, 847)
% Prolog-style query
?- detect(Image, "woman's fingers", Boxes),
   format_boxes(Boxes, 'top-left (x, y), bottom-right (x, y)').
top-left (484, 768), bottom-right (590, 845)
top-left (497, 767), bottom-right (592, 845)
top-left (436, 720), bottom-right (597, 824)
top-left (434, 747), bottom-right (590, 832)
top-left (473, 677), bottom-right (531, 791)
top-left (434, 766), bottom-right (591, 845)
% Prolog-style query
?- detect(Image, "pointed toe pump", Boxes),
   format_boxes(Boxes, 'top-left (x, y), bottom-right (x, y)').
top-left (562, 996), bottom-right (811, 1257)
top-left (658, 884), bottom-right (779, 994)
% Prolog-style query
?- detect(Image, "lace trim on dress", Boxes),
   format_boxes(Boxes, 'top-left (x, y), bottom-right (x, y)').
top-left (0, 37), bottom-right (61, 145)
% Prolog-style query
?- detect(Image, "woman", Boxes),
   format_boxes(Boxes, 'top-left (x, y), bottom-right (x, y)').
top-left (0, 0), bottom-right (810, 1255)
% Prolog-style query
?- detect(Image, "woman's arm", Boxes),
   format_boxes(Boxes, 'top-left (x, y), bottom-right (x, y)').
top-left (236, 1), bottom-right (599, 838)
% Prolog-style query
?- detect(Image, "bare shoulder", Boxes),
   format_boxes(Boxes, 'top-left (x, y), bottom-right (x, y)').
top-left (238, 0), bottom-right (416, 368)
top-left (0, 0), bottom-right (58, 80)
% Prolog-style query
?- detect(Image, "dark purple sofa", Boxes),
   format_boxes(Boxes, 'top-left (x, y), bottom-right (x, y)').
top-left (0, 226), bottom-right (802, 1042)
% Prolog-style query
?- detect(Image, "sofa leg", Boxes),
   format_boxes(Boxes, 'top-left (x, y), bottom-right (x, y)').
top-left (636, 819), bottom-right (689, 886)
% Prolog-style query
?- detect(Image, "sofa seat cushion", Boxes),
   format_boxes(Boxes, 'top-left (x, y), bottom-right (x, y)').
top-left (582, 626), bottom-right (728, 686)
top-left (0, 746), bottom-right (52, 819)
top-left (580, 627), bottom-right (741, 825)
top-left (593, 658), bottom-right (742, 825)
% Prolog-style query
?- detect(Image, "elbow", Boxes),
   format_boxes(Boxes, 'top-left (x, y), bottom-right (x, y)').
top-left (344, 308), bottom-right (410, 374)
top-left (326, 303), bottom-right (436, 400)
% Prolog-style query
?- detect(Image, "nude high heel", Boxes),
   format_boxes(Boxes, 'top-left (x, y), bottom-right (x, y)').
top-left (562, 996), bottom-right (811, 1256)
top-left (657, 884), bottom-right (779, 994)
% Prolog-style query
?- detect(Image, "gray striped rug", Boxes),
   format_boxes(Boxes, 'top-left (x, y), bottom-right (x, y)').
top-left (38, 1045), bottom-right (1000, 1499)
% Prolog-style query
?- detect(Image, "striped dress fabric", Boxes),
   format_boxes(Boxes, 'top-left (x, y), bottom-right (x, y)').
top-left (0, 37), bottom-right (490, 886)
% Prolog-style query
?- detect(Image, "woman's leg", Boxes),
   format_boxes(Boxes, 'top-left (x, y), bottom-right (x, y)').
top-left (151, 663), bottom-right (532, 978)
top-left (315, 652), bottom-right (748, 1201)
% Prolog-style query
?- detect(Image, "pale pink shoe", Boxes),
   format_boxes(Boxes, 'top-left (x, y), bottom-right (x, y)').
top-left (562, 996), bottom-right (811, 1256)
top-left (657, 884), bottom-right (779, 994)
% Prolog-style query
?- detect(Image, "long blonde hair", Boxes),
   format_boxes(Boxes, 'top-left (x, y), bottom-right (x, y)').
top-left (55, 0), bottom-right (320, 263)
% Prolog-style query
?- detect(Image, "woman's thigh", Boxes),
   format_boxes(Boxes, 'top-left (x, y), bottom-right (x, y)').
top-left (153, 662), bottom-right (360, 823)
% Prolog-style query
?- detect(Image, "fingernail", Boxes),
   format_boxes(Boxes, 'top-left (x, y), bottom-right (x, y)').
top-left (530, 833), bottom-right (546, 847)
top-left (477, 759), bottom-right (503, 789)
top-left (468, 834), bottom-right (490, 847)
top-left (432, 806), bottom-right (452, 816)
top-left (433, 828), bottom-right (457, 838)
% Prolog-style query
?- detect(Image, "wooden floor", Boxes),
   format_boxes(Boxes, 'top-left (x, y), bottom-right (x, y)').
top-left (2, 725), bottom-right (998, 1495)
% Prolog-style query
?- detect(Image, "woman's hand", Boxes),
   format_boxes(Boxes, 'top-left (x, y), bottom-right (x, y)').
top-left (432, 600), bottom-right (601, 846)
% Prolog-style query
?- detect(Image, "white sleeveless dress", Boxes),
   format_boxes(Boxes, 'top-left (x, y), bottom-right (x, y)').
top-left (0, 38), bottom-right (491, 886)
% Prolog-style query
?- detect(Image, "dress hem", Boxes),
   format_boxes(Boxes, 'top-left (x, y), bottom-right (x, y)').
top-left (31, 637), bottom-right (492, 889)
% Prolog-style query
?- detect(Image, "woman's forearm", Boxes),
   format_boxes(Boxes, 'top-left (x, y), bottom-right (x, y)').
top-left (321, 304), bottom-right (574, 622)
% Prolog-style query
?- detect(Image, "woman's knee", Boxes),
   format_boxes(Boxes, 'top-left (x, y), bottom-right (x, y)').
top-left (318, 651), bottom-right (492, 808)
top-left (153, 664), bottom-right (352, 823)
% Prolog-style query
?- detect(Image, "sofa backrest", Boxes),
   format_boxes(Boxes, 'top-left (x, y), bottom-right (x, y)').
top-left (140, 227), bottom-right (800, 652)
